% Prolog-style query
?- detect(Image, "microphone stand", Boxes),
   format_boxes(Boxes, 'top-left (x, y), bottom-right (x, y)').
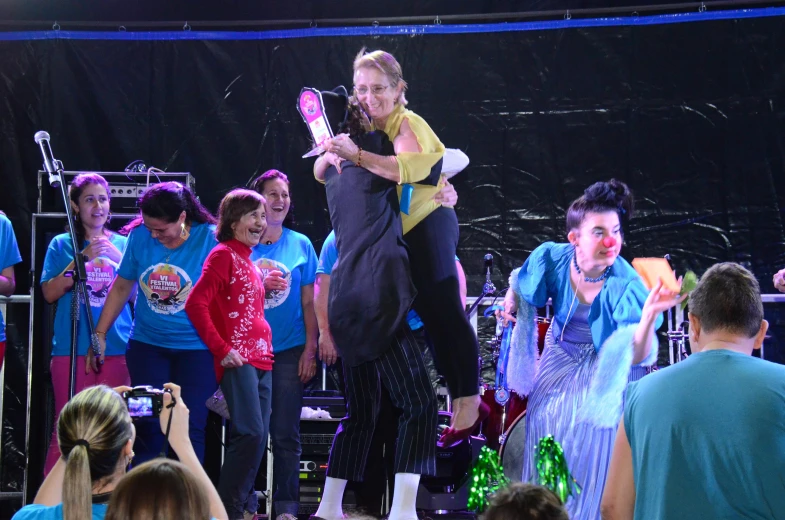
top-left (465, 253), bottom-right (497, 319)
top-left (465, 253), bottom-right (497, 400)
top-left (36, 134), bottom-right (101, 399)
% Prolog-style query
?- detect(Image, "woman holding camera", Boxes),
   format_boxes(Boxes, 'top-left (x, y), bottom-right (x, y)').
top-left (94, 182), bottom-right (218, 464)
top-left (12, 383), bottom-right (227, 520)
top-left (186, 189), bottom-right (274, 520)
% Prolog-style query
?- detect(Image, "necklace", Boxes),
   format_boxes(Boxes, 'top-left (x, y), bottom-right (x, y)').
top-left (263, 227), bottom-right (283, 246)
top-left (573, 253), bottom-right (611, 283)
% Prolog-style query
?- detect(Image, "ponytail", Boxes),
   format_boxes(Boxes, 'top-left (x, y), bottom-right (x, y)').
top-left (62, 444), bottom-right (94, 520)
top-left (57, 386), bottom-right (133, 520)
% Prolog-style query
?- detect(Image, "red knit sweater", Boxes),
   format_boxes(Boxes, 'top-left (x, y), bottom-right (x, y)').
top-left (186, 239), bottom-right (273, 382)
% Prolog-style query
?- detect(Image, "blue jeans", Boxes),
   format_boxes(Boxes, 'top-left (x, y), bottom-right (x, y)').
top-left (270, 346), bottom-right (304, 517)
top-left (126, 339), bottom-right (216, 464)
top-left (219, 364), bottom-right (273, 519)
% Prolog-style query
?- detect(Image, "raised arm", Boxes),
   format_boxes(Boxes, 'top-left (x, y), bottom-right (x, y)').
top-left (162, 383), bottom-right (229, 520)
top-left (324, 117), bottom-right (443, 185)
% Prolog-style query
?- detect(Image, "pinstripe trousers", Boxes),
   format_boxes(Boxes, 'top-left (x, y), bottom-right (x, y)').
top-left (327, 325), bottom-right (438, 480)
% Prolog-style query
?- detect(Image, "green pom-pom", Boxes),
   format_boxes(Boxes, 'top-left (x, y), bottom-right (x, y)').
top-left (679, 270), bottom-right (698, 310)
top-left (467, 446), bottom-right (509, 513)
top-left (533, 435), bottom-right (581, 504)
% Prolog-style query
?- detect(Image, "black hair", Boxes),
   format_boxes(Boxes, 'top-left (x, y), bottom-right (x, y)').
top-left (121, 182), bottom-right (215, 234)
top-left (565, 178), bottom-right (634, 234)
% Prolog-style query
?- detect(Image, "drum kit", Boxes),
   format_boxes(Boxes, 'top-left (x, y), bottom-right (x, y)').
top-left (475, 308), bottom-right (552, 480)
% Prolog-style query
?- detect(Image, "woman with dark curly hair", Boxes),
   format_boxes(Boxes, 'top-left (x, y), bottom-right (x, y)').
top-left (498, 180), bottom-right (683, 520)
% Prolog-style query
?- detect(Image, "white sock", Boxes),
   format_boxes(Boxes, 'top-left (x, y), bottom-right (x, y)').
top-left (314, 476), bottom-right (347, 520)
top-left (388, 472), bottom-right (421, 520)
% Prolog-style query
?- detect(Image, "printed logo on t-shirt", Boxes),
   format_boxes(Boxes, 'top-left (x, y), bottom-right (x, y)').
top-left (139, 263), bottom-right (193, 314)
top-left (254, 258), bottom-right (291, 310)
top-left (85, 257), bottom-right (119, 307)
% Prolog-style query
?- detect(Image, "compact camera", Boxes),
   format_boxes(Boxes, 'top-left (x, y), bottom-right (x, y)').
top-left (122, 385), bottom-right (169, 418)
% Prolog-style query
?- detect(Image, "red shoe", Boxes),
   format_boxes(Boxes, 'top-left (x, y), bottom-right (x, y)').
top-left (438, 401), bottom-right (490, 448)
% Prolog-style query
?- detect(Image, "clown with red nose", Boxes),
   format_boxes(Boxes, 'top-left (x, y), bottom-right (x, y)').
top-left (496, 179), bottom-right (685, 520)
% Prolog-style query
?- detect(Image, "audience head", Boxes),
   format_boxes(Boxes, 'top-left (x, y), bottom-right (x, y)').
top-left (104, 459), bottom-right (211, 520)
top-left (215, 188), bottom-right (267, 245)
top-left (688, 262), bottom-right (767, 353)
top-left (483, 483), bottom-right (569, 520)
top-left (566, 179), bottom-right (634, 273)
top-left (58, 385), bottom-right (134, 520)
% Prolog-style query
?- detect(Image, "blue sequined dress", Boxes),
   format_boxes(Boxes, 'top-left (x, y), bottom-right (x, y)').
top-left (521, 301), bottom-right (647, 520)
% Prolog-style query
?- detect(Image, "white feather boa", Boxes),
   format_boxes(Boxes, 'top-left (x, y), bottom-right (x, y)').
top-left (506, 268), bottom-right (540, 397)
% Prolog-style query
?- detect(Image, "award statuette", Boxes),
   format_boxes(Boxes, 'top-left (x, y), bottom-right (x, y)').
top-left (297, 88), bottom-right (335, 158)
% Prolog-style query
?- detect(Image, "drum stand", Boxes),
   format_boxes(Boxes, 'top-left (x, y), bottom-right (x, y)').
top-left (666, 306), bottom-right (689, 365)
top-left (481, 330), bottom-right (516, 448)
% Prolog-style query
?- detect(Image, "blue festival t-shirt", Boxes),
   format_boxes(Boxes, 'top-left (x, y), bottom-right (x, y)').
top-left (118, 222), bottom-right (217, 350)
top-left (315, 230), bottom-right (338, 277)
top-left (314, 230), bottom-right (460, 332)
top-left (41, 233), bottom-right (133, 356)
top-left (11, 503), bottom-right (108, 520)
top-left (251, 228), bottom-right (317, 353)
top-left (0, 213), bottom-right (22, 343)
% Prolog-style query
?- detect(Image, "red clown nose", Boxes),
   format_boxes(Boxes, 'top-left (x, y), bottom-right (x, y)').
top-left (602, 236), bottom-right (617, 249)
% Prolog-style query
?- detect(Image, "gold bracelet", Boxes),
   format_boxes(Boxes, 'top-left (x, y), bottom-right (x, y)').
top-left (356, 147), bottom-right (363, 168)
top-left (95, 330), bottom-right (107, 336)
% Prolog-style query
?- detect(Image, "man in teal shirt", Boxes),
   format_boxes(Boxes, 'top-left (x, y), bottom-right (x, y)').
top-left (602, 263), bottom-right (785, 520)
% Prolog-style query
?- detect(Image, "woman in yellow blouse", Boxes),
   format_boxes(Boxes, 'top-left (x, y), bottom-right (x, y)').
top-left (315, 48), bottom-right (485, 446)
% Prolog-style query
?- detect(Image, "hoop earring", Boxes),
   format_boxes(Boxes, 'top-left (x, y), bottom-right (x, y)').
top-left (180, 222), bottom-right (190, 240)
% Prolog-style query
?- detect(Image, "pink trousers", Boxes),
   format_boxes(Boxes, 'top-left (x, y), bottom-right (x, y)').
top-left (44, 354), bottom-right (130, 475)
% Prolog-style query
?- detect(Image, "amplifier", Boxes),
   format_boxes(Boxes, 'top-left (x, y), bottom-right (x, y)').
top-left (303, 395), bottom-right (346, 419)
top-left (299, 460), bottom-right (328, 473)
top-left (301, 417), bottom-right (340, 459)
top-left (38, 171), bottom-right (195, 213)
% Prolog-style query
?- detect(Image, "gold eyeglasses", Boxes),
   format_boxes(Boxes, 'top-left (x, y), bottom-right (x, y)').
top-left (354, 85), bottom-right (390, 96)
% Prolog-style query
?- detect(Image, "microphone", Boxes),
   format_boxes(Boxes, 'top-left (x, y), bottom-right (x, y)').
top-left (34, 131), bottom-right (62, 187)
top-left (483, 253), bottom-right (496, 296)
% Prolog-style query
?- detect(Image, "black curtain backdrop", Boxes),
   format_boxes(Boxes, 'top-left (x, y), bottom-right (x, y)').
top-left (2, 0), bottom-right (753, 24)
top-left (3, 11), bottom-right (785, 511)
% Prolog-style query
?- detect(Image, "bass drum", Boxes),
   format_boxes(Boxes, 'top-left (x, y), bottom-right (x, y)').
top-left (499, 411), bottom-right (526, 483)
top-left (482, 316), bottom-right (549, 451)
top-left (480, 390), bottom-right (526, 451)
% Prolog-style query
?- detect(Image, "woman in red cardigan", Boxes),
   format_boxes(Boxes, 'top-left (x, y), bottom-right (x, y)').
top-left (185, 189), bottom-right (272, 520)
